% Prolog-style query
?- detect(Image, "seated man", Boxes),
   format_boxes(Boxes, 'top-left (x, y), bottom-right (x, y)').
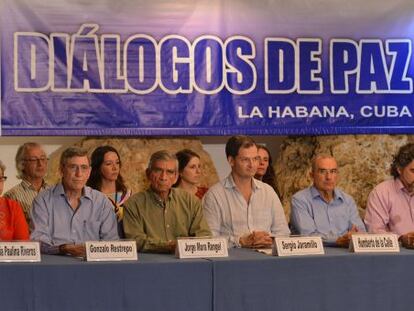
top-left (290, 154), bottom-right (365, 246)
top-left (123, 150), bottom-right (211, 253)
top-left (4, 142), bottom-right (50, 227)
top-left (203, 136), bottom-right (290, 248)
top-left (31, 147), bottom-right (118, 257)
top-left (365, 143), bottom-right (414, 247)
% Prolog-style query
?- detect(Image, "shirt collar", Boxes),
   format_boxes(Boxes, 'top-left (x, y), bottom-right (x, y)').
top-left (148, 187), bottom-right (173, 207)
top-left (55, 183), bottom-right (92, 200)
top-left (310, 185), bottom-right (343, 202)
top-left (395, 177), bottom-right (410, 194)
top-left (223, 174), bottom-right (260, 191)
top-left (21, 179), bottom-right (48, 190)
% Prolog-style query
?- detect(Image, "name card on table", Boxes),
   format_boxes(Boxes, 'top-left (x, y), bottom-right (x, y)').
top-left (0, 241), bottom-right (40, 262)
top-left (85, 240), bottom-right (137, 262)
top-left (176, 237), bottom-right (228, 258)
top-left (273, 236), bottom-right (324, 256)
top-left (350, 233), bottom-right (400, 253)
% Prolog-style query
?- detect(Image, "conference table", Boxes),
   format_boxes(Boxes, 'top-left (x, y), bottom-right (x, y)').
top-left (1, 247), bottom-right (413, 311)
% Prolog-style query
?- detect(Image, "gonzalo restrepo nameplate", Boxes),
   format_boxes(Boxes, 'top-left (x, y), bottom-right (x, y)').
top-left (85, 240), bottom-right (137, 261)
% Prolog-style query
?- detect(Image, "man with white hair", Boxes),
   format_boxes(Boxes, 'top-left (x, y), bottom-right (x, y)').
top-left (4, 142), bottom-right (49, 226)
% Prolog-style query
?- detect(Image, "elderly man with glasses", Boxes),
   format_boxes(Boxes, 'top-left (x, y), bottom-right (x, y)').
top-left (290, 154), bottom-right (365, 247)
top-left (30, 147), bottom-right (118, 257)
top-left (4, 142), bottom-right (50, 226)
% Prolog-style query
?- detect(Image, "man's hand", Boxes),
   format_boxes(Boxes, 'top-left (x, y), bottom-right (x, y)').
top-left (336, 224), bottom-right (358, 248)
top-left (59, 244), bottom-right (86, 258)
top-left (239, 231), bottom-right (273, 248)
top-left (400, 232), bottom-right (414, 249)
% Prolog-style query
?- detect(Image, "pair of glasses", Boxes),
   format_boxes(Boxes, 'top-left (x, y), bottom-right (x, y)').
top-left (0, 176), bottom-right (8, 181)
top-left (24, 157), bottom-right (49, 163)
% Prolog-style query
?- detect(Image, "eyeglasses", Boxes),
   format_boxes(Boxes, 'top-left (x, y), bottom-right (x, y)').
top-left (0, 176), bottom-right (7, 182)
top-left (24, 156), bottom-right (48, 163)
top-left (65, 164), bottom-right (90, 173)
top-left (317, 169), bottom-right (338, 176)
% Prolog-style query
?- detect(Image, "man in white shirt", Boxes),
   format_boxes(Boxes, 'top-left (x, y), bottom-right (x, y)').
top-left (203, 136), bottom-right (290, 248)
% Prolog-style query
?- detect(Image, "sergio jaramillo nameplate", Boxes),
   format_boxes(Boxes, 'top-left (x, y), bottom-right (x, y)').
top-left (273, 236), bottom-right (324, 256)
top-left (350, 233), bottom-right (399, 253)
top-left (0, 241), bottom-right (40, 262)
top-left (85, 240), bottom-right (137, 261)
top-left (176, 237), bottom-right (228, 258)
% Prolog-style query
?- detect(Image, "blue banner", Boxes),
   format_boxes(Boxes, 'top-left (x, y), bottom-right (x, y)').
top-left (2, 0), bottom-right (414, 136)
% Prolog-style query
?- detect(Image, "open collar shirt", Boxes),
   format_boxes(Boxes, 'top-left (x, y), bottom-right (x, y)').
top-left (123, 187), bottom-right (211, 252)
top-left (30, 183), bottom-right (118, 254)
top-left (365, 178), bottom-right (414, 236)
top-left (202, 174), bottom-right (290, 247)
top-left (290, 186), bottom-right (366, 243)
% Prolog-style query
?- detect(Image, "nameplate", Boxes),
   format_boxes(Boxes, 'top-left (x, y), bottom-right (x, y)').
top-left (0, 241), bottom-right (41, 262)
top-left (350, 233), bottom-right (400, 253)
top-left (85, 241), bottom-right (137, 261)
top-left (176, 237), bottom-right (228, 258)
top-left (273, 236), bottom-right (324, 256)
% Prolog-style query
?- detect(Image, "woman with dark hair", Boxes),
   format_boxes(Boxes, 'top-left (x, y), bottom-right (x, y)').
top-left (175, 149), bottom-right (208, 199)
top-left (255, 145), bottom-right (279, 196)
top-left (87, 146), bottom-right (130, 232)
top-left (0, 160), bottom-right (29, 240)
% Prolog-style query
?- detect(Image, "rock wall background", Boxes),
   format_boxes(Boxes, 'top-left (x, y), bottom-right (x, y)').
top-left (275, 135), bottom-right (413, 219)
top-left (45, 135), bottom-right (412, 222)
top-left (46, 137), bottom-right (219, 192)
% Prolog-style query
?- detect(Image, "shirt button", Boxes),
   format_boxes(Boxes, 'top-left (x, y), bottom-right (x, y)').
top-left (166, 225), bottom-right (170, 228)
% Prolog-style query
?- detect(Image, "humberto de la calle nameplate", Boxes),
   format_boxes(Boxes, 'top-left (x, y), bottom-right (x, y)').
top-left (350, 233), bottom-right (400, 253)
top-left (0, 241), bottom-right (41, 262)
top-left (273, 236), bottom-right (324, 256)
top-left (85, 240), bottom-right (137, 261)
top-left (176, 237), bottom-right (228, 258)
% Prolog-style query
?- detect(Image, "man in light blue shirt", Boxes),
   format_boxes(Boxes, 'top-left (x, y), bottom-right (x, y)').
top-left (203, 136), bottom-right (290, 248)
top-left (290, 154), bottom-right (365, 246)
top-left (31, 147), bottom-right (118, 257)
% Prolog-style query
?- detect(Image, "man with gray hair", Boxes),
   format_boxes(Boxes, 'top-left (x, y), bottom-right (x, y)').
top-left (31, 147), bottom-right (118, 257)
top-left (290, 154), bottom-right (365, 247)
top-left (123, 150), bottom-right (211, 253)
top-left (4, 142), bottom-right (49, 226)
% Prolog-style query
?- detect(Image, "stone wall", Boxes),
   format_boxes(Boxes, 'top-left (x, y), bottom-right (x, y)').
top-left (45, 135), bottom-right (412, 223)
top-left (275, 135), bottom-right (413, 220)
top-left (46, 137), bottom-right (219, 193)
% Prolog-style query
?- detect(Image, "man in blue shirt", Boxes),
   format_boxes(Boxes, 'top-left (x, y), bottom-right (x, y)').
top-left (31, 147), bottom-right (118, 257)
top-left (290, 154), bottom-right (365, 246)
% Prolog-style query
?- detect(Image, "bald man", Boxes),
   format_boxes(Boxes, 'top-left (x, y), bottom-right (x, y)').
top-left (290, 155), bottom-right (365, 246)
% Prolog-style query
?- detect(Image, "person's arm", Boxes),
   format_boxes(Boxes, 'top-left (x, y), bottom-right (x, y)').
top-left (188, 196), bottom-right (211, 237)
top-left (364, 188), bottom-right (389, 233)
top-left (10, 200), bottom-right (29, 241)
top-left (123, 199), bottom-right (175, 253)
top-left (269, 191), bottom-right (290, 236)
top-left (30, 194), bottom-right (59, 254)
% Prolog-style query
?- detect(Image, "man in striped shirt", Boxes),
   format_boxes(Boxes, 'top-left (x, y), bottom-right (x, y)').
top-left (4, 142), bottom-right (49, 228)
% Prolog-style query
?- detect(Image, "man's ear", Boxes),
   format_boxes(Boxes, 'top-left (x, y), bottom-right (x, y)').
top-left (227, 156), bottom-right (235, 168)
top-left (145, 168), bottom-right (151, 179)
top-left (59, 165), bottom-right (64, 178)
